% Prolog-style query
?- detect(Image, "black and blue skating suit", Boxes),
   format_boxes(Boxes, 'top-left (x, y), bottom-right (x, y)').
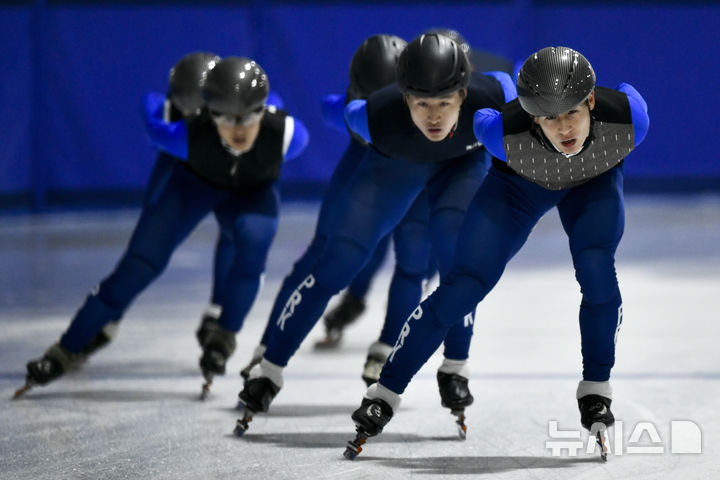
top-left (58, 94), bottom-right (308, 353)
top-left (260, 71), bottom-right (514, 368)
top-left (377, 83), bottom-right (650, 394)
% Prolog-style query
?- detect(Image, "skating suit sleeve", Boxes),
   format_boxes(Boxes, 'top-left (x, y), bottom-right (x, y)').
top-left (321, 94), bottom-right (349, 133)
top-left (141, 92), bottom-right (188, 160)
top-left (344, 99), bottom-right (371, 144)
top-left (281, 112), bottom-right (310, 161)
top-left (472, 71), bottom-right (516, 161)
top-left (473, 108), bottom-right (506, 161)
top-left (482, 71), bottom-right (517, 103)
top-left (615, 82), bottom-right (649, 146)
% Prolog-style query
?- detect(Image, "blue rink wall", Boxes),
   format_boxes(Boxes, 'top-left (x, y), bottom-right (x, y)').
top-left (2, 0), bottom-right (719, 210)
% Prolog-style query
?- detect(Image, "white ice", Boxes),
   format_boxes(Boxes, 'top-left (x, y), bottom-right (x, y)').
top-left (1, 195), bottom-right (719, 479)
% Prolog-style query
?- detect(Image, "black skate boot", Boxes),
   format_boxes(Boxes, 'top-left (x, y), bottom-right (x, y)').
top-left (344, 398), bottom-right (394, 460)
top-left (578, 394), bottom-right (614, 461)
top-left (234, 377), bottom-right (281, 436)
top-left (15, 343), bottom-right (82, 398)
top-left (198, 323), bottom-right (236, 400)
top-left (195, 308), bottom-right (221, 347)
top-left (315, 292), bottom-right (365, 349)
top-left (437, 372), bottom-right (474, 439)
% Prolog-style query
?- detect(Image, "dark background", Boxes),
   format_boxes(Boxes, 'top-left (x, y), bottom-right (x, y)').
top-left (2, 0), bottom-right (719, 211)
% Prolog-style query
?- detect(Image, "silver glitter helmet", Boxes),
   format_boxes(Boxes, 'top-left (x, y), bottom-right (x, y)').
top-left (203, 57), bottom-right (269, 126)
top-left (517, 46), bottom-right (595, 116)
top-left (397, 33), bottom-right (470, 98)
top-left (168, 51), bottom-right (221, 116)
top-left (347, 34), bottom-right (407, 101)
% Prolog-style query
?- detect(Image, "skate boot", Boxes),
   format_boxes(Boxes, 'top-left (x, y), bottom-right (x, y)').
top-left (198, 322), bottom-right (236, 400)
top-left (578, 394), bottom-right (614, 461)
top-left (344, 383), bottom-right (398, 460)
top-left (234, 377), bottom-right (281, 436)
top-left (239, 344), bottom-right (266, 382)
top-left (15, 343), bottom-right (82, 398)
top-left (437, 371), bottom-right (474, 439)
top-left (315, 292), bottom-right (365, 349)
top-left (195, 305), bottom-right (222, 347)
top-left (360, 341), bottom-right (392, 386)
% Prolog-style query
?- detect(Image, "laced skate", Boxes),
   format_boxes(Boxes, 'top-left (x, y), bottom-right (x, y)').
top-left (14, 344), bottom-right (82, 399)
top-left (234, 377), bottom-right (280, 436)
top-left (344, 398), bottom-right (394, 460)
top-left (437, 372), bottom-right (474, 439)
top-left (578, 394), bottom-right (614, 462)
top-left (198, 322), bottom-right (236, 400)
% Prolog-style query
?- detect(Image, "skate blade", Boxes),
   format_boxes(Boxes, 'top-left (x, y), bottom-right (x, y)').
top-left (596, 431), bottom-right (608, 462)
top-left (451, 409), bottom-right (467, 440)
top-left (343, 433), bottom-right (367, 460)
top-left (12, 382), bottom-right (33, 399)
top-left (199, 372), bottom-right (213, 400)
top-left (233, 402), bottom-right (255, 436)
top-left (233, 414), bottom-right (253, 436)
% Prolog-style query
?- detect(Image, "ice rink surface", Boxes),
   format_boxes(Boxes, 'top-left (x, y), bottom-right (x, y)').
top-left (1, 195), bottom-right (719, 479)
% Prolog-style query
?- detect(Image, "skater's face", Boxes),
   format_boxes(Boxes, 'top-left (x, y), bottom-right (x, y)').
top-left (533, 91), bottom-right (595, 155)
top-left (406, 90), bottom-right (465, 142)
top-left (212, 108), bottom-right (265, 153)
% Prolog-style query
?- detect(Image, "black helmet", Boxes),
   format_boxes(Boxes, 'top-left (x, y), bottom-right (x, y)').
top-left (397, 33), bottom-right (470, 98)
top-left (517, 46), bottom-right (595, 117)
top-left (203, 56), bottom-right (269, 123)
top-left (347, 34), bottom-right (407, 100)
top-left (168, 51), bottom-right (221, 116)
top-left (422, 27), bottom-right (470, 56)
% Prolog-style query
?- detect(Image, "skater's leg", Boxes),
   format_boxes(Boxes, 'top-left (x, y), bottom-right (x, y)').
top-left (557, 166), bottom-right (625, 384)
top-left (200, 185), bottom-right (279, 377)
top-left (60, 165), bottom-right (217, 353)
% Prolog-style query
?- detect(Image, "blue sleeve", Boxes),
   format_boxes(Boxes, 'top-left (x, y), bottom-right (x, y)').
top-left (615, 82), bottom-right (649, 147)
top-left (284, 116), bottom-right (309, 161)
top-left (141, 92), bottom-right (188, 160)
top-left (321, 94), bottom-right (349, 132)
top-left (483, 71), bottom-right (517, 102)
top-left (344, 99), bottom-right (371, 144)
top-left (512, 59), bottom-right (523, 84)
top-left (473, 108), bottom-right (506, 161)
top-left (267, 90), bottom-right (284, 109)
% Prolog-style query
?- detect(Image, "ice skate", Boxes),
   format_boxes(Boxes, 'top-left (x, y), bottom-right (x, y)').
top-left (345, 397), bottom-right (394, 460)
top-left (14, 343), bottom-right (82, 398)
top-left (234, 377), bottom-right (280, 436)
top-left (437, 371), bottom-right (474, 439)
top-left (198, 322), bottom-right (236, 400)
top-left (314, 292), bottom-right (365, 349)
top-left (578, 394), bottom-right (614, 462)
top-left (195, 305), bottom-right (221, 347)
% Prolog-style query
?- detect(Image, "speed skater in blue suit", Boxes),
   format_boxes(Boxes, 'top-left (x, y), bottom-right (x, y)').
top-left (345, 46), bottom-right (650, 461)
top-left (17, 55), bottom-right (309, 399)
top-left (233, 33), bottom-right (515, 436)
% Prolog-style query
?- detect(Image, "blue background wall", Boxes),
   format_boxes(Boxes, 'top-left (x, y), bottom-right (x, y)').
top-left (2, 1), bottom-right (719, 210)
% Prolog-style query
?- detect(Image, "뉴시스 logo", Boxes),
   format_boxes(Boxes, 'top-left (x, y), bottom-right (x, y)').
top-left (546, 419), bottom-right (702, 456)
